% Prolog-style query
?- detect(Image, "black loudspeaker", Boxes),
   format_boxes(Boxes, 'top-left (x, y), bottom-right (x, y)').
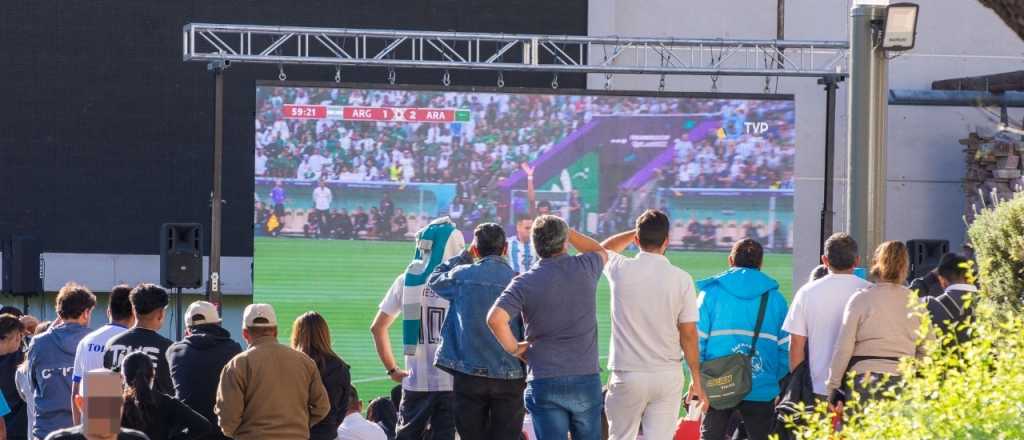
top-left (906, 239), bottom-right (950, 280)
top-left (160, 223), bottom-right (203, 289)
top-left (1, 235), bottom-right (42, 295)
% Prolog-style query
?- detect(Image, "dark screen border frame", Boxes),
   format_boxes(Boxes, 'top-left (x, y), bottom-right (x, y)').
top-left (254, 80), bottom-right (795, 103)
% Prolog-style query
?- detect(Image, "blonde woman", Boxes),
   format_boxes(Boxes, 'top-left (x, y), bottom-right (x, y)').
top-left (291, 311), bottom-right (351, 440)
top-left (826, 241), bottom-right (927, 406)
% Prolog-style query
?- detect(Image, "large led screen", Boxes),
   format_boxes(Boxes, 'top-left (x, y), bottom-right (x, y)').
top-left (254, 85), bottom-right (795, 399)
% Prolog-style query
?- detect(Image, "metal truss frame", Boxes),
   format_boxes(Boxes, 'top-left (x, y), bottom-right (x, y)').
top-left (183, 23), bottom-right (848, 78)
top-left (184, 23), bottom-right (850, 300)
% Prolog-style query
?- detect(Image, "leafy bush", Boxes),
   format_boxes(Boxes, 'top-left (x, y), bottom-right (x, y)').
top-left (968, 192), bottom-right (1024, 305)
top-left (786, 296), bottom-right (1024, 439)
top-left (784, 201), bottom-right (1024, 439)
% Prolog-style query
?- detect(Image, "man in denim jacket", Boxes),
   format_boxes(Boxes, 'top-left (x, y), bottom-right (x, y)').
top-left (428, 223), bottom-right (525, 440)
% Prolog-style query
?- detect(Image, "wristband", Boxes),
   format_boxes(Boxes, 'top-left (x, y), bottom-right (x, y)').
top-left (387, 367), bottom-right (398, 375)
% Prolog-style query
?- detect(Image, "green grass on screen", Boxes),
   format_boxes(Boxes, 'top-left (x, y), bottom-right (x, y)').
top-left (254, 237), bottom-right (793, 401)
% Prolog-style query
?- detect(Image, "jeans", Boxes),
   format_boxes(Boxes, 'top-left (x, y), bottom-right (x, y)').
top-left (524, 374), bottom-right (603, 440)
top-left (701, 400), bottom-right (775, 440)
top-left (604, 370), bottom-right (684, 440)
top-left (396, 390), bottom-right (455, 440)
top-left (451, 371), bottom-right (527, 440)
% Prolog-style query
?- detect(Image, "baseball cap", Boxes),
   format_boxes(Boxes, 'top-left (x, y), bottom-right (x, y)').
top-left (185, 301), bottom-right (221, 326)
top-left (243, 303), bottom-right (278, 328)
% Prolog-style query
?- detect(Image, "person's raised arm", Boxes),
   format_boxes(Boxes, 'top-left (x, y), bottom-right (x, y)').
top-left (601, 229), bottom-right (636, 254)
top-left (486, 306), bottom-right (527, 359)
top-left (568, 229), bottom-right (607, 264)
top-left (427, 251), bottom-right (473, 301)
top-left (370, 311), bottom-right (407, 383)
top-left (522, 164), bottom-right (537, 218)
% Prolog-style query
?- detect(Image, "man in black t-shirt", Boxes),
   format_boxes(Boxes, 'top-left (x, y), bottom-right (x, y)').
top-left (103, 284), bottom-right (174, 395)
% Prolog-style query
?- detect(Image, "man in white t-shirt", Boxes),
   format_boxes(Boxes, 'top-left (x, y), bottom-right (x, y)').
top-left (312, 180), bottom-right (333, 234)
top-left (782, 232), bottom-right (870, 398)
top-left (337, 386), bottom-right (387, 440)
top-left (370, 218), bottom-right (465, 440)
top-left (70, 285), bottom-right (135, 424)
top-left (599, 210), bottom-right (707, 440)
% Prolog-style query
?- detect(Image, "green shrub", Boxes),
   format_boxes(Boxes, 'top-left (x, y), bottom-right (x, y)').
top-left (968, 192), bottom-right (1024, 305)
top-left (780, 197), bottom-right (1024, 438)
top-left (786, 292), bottom-right (1024, 439)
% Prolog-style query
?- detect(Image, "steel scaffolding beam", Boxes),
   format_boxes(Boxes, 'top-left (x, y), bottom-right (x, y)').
top-left (183, 23), bottom-right (848, 78)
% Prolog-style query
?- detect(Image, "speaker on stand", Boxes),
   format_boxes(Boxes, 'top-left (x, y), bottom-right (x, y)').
top-left (160, 223), bottom-right (203, 340)
top-left (906, 239), bottom-right (950, 282)
top-left (2, 234), bottom-right (43, 314)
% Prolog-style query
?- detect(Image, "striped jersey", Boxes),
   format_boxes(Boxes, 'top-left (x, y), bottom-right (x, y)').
top-left (379, 274), bottom-right (452, 392)
top-left (507, 236), bottom-right (537, 274)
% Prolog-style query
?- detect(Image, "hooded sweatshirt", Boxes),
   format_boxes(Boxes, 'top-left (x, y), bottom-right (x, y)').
top-left (167, 324), bottom-right (243, 440)
top-left (696, 268), bottom-right (790, 403)
top-left (27, 322), bottom-right (93, 439)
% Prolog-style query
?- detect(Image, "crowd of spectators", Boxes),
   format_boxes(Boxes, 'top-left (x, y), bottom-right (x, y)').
top-left (652, 101), bottom-right (796, 190)
top-left (0, 283), bottom-right (410, 440)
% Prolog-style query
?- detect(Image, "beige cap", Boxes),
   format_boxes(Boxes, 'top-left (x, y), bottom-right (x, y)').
top-left (185, 301), bottom-right (221, 326)
top-left (243, 303), bottom-right (278, 328)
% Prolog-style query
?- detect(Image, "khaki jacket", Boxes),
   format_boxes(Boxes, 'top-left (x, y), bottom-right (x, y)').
top-left (216, 335), bottom-right (330, 439)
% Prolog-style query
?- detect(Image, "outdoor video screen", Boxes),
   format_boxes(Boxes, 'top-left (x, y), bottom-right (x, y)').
top-left (253, 85), bottom-right (795, 399)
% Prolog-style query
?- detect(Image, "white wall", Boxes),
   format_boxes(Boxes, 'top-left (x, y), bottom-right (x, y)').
top-left (0, 254), bottom-right (253, 345)
top-left (589, 0), bottom-right (1024, 292)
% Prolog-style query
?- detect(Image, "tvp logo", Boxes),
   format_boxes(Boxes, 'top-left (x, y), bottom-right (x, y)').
top-left (744, 122), bottom-right (770, 135)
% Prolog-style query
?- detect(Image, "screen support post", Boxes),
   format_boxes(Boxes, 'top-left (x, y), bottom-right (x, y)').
top-left (175, 287), bottom-right (184, 340)
top-left (208, 60), bottom-right (228, 313)
top-left (819, 74), bottom-right (843, 255)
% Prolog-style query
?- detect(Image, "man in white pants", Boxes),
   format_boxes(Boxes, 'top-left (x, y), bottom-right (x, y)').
top-left (600, 209), bottom-right (707, 440)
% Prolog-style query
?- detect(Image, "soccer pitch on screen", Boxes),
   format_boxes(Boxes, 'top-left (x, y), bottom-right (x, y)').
top-left (255, 237), bottom-right (793, 400)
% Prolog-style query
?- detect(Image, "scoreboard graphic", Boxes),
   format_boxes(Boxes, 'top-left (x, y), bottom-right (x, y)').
top-left (283, 104), bottom-right (471, 123)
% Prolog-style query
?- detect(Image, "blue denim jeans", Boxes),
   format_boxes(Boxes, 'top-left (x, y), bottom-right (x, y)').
top-left (524, 374), bottom-right (603, 440)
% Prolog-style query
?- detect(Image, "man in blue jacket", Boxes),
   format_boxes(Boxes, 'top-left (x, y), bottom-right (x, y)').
top-left (27, 282), bottom-right (96, 439)
top-left (697, 239), bottom-right (789, 440)
top-left (428, 223), bottom-right (525, 440)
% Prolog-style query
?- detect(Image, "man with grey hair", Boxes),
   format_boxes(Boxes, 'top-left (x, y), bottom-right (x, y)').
top-left (487, 215), bottom-right (608, 440)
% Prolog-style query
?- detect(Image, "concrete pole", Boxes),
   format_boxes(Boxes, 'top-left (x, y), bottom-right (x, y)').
top-left (847, 3), bottom-right (888, 264)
